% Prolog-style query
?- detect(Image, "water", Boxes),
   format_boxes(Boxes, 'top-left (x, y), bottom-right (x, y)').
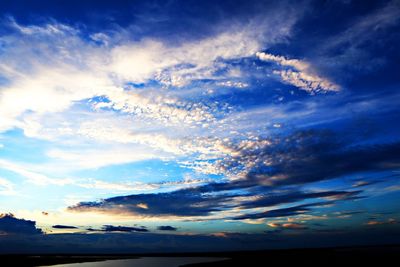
top-left (45, 257), bottom-right (226, 267)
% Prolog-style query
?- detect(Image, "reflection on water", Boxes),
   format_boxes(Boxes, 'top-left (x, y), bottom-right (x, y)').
top-left (46, 257), bottom-right (225, 267)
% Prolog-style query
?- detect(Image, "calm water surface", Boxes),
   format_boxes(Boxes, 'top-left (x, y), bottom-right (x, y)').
top-left (45, 257), bottom-right (226, 267)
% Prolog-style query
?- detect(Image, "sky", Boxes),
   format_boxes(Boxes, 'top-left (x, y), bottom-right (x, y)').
top-left (0, 0), bottom-right (400, 253)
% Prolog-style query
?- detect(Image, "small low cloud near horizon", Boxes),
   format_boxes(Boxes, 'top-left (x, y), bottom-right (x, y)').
top-left (1, 0), bottom-right (400, 253)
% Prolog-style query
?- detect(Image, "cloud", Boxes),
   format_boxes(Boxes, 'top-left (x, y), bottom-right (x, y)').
top-left (52, 225), bottom-right (78, 229)
top-left (68, 188), bottom-right (227, 217)
top-left (237, 190), bottom-right (362, 210)
top-left (0, 177), bottom-right (16, 195)
top-left (102, 225), bottom-right (149, 233)
top-left (50, 128), bottom-right (398, 222)
top-left (0, 155), bottom-right (212, 194)
top-left (68, 181), bottom-right (362, 221)
top-left (79, 177), bottom-right (212, 194)
top-left (352, 180), bottom-right (384, 187)
top-left (8, 17), bottom-right (78, 36)
top-left (267, 222), bottom-right (308, 230)
top-left (0, 159), bottom-right (74, 186)
top-left (0, 2), bottom-right (398, 250)
top-left (384, 185), bottom-right (400, 192)
top-left (0, 14), bottom-right (302, 174)
top-left (256, 52), bottom-right (340, 93)
top-left (214, 130), bottom-right (400, 187)
top-left (325, 1), bottom-right (400, 51)
top-left (0, 213), bottom-right (43, 235)
top-left (318, 0), bottom-right (400, 74)
top-left (232, 202), bottom-right (332, 220)
top-left (157, 225), bottom-right (177, 231)
top-left (46, 147), bottom-right (159, 170)
top-left (333, 211), bottom-right (364, 219)
top-left (85, 225), bottom-right (149, 233)
top-left (365, 218), bottom-right (398, 226)
top-left (0, 10), bottom-right (297, 134)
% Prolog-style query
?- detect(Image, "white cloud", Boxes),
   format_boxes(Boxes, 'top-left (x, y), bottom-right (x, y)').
top-left (0, 13), bottom-right (301, 177)
top-left (8, 17), bottom-right (78, 36)
top-left (256, 52), bottom-right (340, 93)
top-left (217, 81), bottom-right (249, 88)
top-left (0, 159), bottom-right (74, 186)
top-left (257, 53), bottom-right (310, 70)
top-left (0, 20), bottom-right (264, 137)
top-left (0, 157), bottom-right (209, 193)
top-left (78, 177), bottom-right (212, 194)
top-left (77, 121), bottom-right (188, 155)
top-left (46, 147), bottom-right (159, 170)
top-left (0, 10), bottom-right (299, 133)
top-left (0, 177), bottom-right (17, 195)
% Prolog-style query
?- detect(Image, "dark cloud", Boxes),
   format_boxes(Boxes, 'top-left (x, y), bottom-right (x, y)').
top-left (68, 129), bottom-right (397, 220)
top-left (68, 189), bottom-right (230, 217)
top-left (223, 130), bottom-right (400, 187)
top-left (351, 173), bottom-right (399, 187)
top-left (238, 190), bottom-right (362, 210)
top-left (180, 130), bottom-right (400, 194)
top-left (52, 225), bottom-right (78, 229)
top-left (0, 213), bottom-right (43, 235)
top-left (233, 202), bottom-right (333, 220)
top-left (157, 225), bottom-right (177, 231)
top-left (68, 186), bottom-right (362, 219)
top-left (84, 225), bottom-right (149, 233)
top-left (102, 225), bottom-right (149, 233)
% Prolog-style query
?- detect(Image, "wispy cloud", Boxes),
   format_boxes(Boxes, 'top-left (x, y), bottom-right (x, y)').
top-left (67, 184), bottom-right (363, 222)
top-left (0, 12), bottom-right (295, 134)
top-left (256, 52), bottom-right (340, 93)
top-left (0, 177), bottom-right (16, 196)
top-left (319, 0), bottom-right (400, 73)
top-left (365, 218), bottom-right (398, 226)
top-left (0, 159), bottom-right (74, 186)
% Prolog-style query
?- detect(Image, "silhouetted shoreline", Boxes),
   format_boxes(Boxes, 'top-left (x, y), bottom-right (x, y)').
top-left (181, 245), bottom-right (400, 266)
top-left (0, 255), bottom-right (139, 267)
top-left (0, 245), bottom-right (399, 266)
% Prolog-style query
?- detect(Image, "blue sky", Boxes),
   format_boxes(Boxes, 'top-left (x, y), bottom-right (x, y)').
top-left (0, 0), bottom-right (400, 252)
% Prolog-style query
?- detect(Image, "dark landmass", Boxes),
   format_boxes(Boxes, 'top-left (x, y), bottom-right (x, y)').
top-left (181, 245), bottom-right (400, 266)
top-left (0, 245), bottom-right (399, 266)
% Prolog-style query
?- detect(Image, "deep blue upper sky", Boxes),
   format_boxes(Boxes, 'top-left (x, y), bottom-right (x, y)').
top-left (0, 0), bottom-right (399, 253)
